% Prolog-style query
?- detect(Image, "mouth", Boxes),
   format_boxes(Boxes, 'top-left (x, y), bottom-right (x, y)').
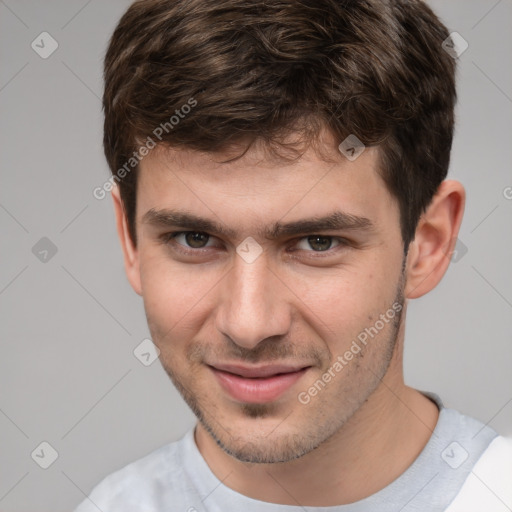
top-left (208, 363), bottom-right (311, 404)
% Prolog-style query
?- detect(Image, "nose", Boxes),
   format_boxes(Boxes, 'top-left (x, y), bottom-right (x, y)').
top-left (215, 253), bottom-right (292, 350)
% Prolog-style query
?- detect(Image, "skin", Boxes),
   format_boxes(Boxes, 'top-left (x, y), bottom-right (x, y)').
top-left (112, 129), bottom-right (465, 506)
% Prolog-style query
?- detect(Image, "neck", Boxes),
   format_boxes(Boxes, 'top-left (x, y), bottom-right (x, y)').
top-left (195, 371), bottom-right (439, 506)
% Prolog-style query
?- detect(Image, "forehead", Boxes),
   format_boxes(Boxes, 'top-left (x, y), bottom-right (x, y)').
top-left (135, 134), bottom-right (398, 237)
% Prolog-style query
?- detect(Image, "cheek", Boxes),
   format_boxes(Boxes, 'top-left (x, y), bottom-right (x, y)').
top-left (283, 257), bottom-right (398, 349)
top-left (138, 249), bottom-right (222, 338)
top-left (290, 262), bottom-right (389, 316)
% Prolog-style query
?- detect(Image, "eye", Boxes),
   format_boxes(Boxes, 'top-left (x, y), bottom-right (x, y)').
top-left (295, 235), bottom-right (342, 252)
top-left (168, 231), bottom-right (216, 249)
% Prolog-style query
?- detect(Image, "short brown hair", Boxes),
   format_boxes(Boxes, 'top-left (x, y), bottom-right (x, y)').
top-left (103, 0), bottom-right (456, 248)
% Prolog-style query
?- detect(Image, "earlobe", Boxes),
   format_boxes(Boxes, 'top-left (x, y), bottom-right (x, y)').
top-left (404, 180), bottom-right (465, 299)
top-left (111, 186), bottom-right (143, 296)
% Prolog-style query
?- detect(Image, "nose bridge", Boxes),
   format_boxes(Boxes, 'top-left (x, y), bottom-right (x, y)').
top-left (216, 255), bottom-right (290, 349)
top-left (233, 256), bottom-right (270, 312)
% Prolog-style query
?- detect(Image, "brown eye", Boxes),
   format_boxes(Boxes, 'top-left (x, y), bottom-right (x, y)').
top-left (184, 232), bottom-right (210, 248)
top-left (166, 231), bottom-right (213, 249)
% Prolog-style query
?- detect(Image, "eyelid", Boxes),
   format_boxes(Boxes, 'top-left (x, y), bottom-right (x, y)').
top-left (164, 231), bottom-right (218, 249)
top-left (292, 236), bottom-right (351, 255)
top-left (161, 231), bottom-right (351, 257)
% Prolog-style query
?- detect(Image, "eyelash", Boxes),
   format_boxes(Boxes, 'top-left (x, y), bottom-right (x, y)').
top-left (160, 231), bottom-right (350, 258)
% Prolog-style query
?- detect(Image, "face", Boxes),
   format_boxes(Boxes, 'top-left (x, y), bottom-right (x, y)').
top-left (129, 132), bottom-right (407, 464)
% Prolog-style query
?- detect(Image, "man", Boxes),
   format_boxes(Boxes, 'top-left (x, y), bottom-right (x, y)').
top-left (76, 0), bottom-right (512, 510)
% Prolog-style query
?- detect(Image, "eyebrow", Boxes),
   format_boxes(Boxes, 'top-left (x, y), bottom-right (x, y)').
top-left (142, 208), bottom-right (374, 240)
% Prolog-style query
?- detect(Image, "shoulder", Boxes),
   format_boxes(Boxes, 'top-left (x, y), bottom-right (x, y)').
top-left (74, 432), bottom-right (191, 512)
top-left (445, 435), bottom-right (512, 512)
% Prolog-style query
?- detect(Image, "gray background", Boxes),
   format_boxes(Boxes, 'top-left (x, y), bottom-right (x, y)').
top-left (1, 1), bottom-right (511, 511)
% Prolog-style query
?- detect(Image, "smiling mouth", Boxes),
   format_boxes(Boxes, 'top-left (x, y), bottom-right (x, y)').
top-left (208, 363), bottom-right (311, 404)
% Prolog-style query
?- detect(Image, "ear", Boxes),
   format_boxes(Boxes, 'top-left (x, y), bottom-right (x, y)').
top-left (404, 180), bottom-right (466, 299)
top-left (111, 185), bottom-right (142, 296)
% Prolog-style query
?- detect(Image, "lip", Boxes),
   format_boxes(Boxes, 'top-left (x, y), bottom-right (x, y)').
top-left (209, 363), bottom-right (310, 404)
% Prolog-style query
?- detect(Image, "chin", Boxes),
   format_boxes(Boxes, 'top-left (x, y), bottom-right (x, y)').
top-left (197, 408), bottom-right (331, 464)
top-left (212, 428), bottom-right (319, 464)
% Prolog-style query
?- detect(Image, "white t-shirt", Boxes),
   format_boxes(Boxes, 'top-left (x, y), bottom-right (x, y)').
top-left (74, 394), bottom-right (512, 511)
